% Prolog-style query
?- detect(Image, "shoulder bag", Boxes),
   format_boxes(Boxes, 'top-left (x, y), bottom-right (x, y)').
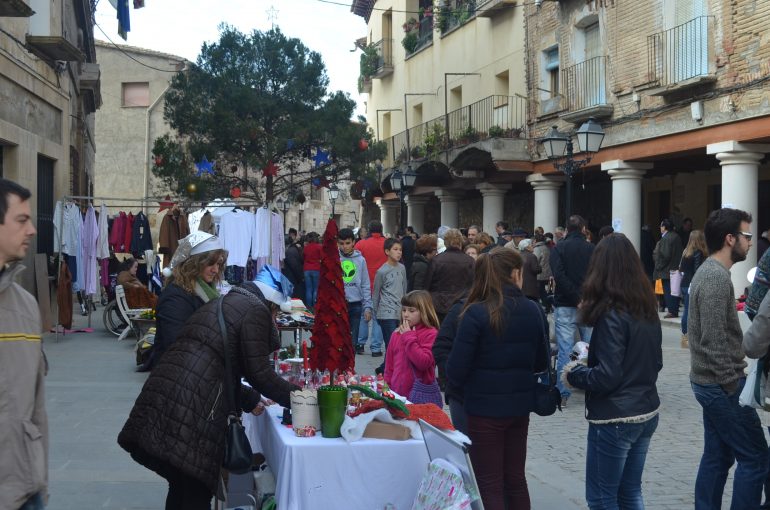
top-left (217, 297), bottom-right (253, 474)
top-left (531, 302), bottom-right (562, 416)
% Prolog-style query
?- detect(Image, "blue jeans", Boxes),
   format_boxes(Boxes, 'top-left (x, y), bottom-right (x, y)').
top-left (304, 270), bottom-right (319, 309)
top-left (662, 278), bottom-right (680, 316)
top-left (19, 492), bottom-right (45, 510)
top-left (681, 286), bottom-right (690, 334)
top-left (358, 315), bottom-right (384, 352)
top-left (378, 319), bottom-right (400, 353)
top-left (691, 379), bottom-right (768, 510)
top-left (347, 301), bottom-right (362, 350)
top-left (585, 415), bottom-right (659, 510)
top-left (554, 306), bottom-right (593, 398)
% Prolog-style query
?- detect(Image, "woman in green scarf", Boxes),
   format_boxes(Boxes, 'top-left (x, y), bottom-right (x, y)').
top-left (139, 232), bottom-right (228, 372)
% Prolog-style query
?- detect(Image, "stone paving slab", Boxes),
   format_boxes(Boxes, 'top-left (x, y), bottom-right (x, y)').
top-left (42, 307), bottom-right (750, 509)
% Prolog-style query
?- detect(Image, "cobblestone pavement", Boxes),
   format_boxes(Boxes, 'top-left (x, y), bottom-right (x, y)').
top-left (43, 310), bottom-right (747, 509)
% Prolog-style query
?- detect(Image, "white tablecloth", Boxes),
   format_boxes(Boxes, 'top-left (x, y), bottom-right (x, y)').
top-left (244, 405), bottom-right (431, 510)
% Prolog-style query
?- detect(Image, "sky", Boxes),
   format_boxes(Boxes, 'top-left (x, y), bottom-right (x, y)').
top-left (94, 0), bottom-right (368, 117)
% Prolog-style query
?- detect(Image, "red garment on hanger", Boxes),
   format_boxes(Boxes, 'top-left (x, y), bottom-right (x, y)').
top-left (123, 213), bottom-right (134, 254)
top-left (110, 212), bottom-right (127, 252)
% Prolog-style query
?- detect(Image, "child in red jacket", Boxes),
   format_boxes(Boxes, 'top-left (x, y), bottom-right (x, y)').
top-left (384, 290), bottom-right (443, 407)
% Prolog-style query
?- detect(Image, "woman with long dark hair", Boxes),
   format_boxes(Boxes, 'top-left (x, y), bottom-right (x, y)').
top-left (563, 233), bottom-right (662, 510)
top-left (679, 230), bottom-right (708, 348)
top-left (446, 247), bottom-right (549, 510)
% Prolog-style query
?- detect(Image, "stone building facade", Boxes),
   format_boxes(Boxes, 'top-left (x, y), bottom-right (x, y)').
top-left (0, 0), bottom-right (101, 292)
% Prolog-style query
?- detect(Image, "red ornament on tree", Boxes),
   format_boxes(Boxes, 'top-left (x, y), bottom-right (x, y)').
top-left (153, 155), bottom-right (164, 167)
top-left (358, 139), bottom-right (369, 151)
top-left (158, 195), bottom-right (175, 212)
top-left (308, 219), bottom-right (355, 373)
top-left (230, 186), bottom-right (241, 198)
top-left (263, 161), bottom-right (279, 177)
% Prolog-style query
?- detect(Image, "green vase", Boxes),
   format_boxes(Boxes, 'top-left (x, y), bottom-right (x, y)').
top-left (317, 385), bottom-right (348, 438)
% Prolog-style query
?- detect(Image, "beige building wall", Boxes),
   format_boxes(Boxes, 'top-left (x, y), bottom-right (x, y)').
top-left (361, 1), bottom-right (526, 142)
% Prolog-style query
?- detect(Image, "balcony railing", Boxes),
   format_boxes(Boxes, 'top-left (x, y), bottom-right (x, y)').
top-left (647, 16), bottom-right (713, 86)
top-left (405, 17), bottom-right (434, 57)
top-left (562, 56), bottom-right (609, 112)
top-left (372, 38), bottom-right (393, 78)
top-left (381, 94), bottom-right (528, 168)
top-left (436, 0), bottom-right (476, 34)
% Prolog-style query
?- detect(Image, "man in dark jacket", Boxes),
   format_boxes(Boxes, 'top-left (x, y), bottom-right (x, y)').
top-left (550, 215), bottom-right (595, 404)
top-left (654, 218), bottom-right (684, 318)
top-left (398, 228), bottom-right (416, 277)
top-left (282, 237), bottom-right (305, 300)
top-left (425, 229), bottom-right (475, 323)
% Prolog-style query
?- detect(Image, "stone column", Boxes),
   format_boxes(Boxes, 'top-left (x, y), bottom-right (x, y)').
top-left (378, 200), bottom-right (400, 237)
top-left (434, 190), bottom-right (463, 228)
top-left (707, 141), bottom-right (770, 297)
top-left (405, 196), bottom-right (430, 235)
top-left (601, 160), bottom-right (653, 252)
top-left (526, 174), bottom-right (564, 234)
top-left (476, 183), bottom-right (509, 235)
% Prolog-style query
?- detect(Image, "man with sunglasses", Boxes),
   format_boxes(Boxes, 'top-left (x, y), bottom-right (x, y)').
top-left (688, 207), bottom-right (767, 509)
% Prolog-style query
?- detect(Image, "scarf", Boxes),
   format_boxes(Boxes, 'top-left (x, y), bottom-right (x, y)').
top-left (195, 278), bottom-right (220, 303)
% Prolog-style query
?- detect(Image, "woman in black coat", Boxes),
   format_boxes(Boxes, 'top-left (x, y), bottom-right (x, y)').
top-left (563, 234), bottom-right (662, 510)
top-left (409, 234), bottom-right (437, 291)
top-left (118, 281), bottom-right (300, 509)
top-left (141, 233), bottom-right (228, 372)
top-left (446, 247), bottom-right (548, 510)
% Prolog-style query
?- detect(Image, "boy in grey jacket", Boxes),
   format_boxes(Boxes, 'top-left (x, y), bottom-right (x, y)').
top-left (338, 228), bottom-right (372, 354)
top-left (373, 238), bottom-right (407, 362)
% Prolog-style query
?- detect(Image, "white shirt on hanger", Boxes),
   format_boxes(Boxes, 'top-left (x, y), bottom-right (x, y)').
top-left (218, 209), bottom-right (255, 267)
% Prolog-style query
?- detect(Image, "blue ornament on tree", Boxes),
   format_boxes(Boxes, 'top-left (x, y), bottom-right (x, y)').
top-left (286, 139), bottom-right (295, 150)
top-left (314, 148), bottom-right (331, 168)
top-left (195, 156), bottom-right (215, 177)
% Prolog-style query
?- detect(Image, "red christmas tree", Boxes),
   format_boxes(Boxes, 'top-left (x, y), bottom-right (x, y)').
top-left (309, 219), bottom-right (355, 373)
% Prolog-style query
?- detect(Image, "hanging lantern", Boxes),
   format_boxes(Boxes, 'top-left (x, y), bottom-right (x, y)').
top-left (296, 191), bottom-right (306, 204)
top-left (358, 139), bottom-right (369, 151)
top-left (230, 186), bottom-right (242, 198)
top-left (186, 182), bottom-right (197, 194)
top-left (230, 165), bottom-right (238, 174)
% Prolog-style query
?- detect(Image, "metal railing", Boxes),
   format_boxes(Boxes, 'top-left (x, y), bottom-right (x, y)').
top-left (438, 0), bottom-right (477, 34)
top-left (380, 94), bottom-right (528, 168)
top-left (562, 56), bottom-right (609, 111)
top-left (372, 38), bottom-right (393, 73)
top-left (647, 16), bottom-right (713, 86)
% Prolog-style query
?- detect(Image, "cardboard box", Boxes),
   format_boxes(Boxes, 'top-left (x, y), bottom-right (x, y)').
top-left (363, 420), bottom-right (411, 441)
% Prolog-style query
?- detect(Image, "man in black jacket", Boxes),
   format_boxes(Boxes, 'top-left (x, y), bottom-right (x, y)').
top-left (432, 298), bottom-right (467, 433)
top-left (550, 215), bottom-right (595, 405)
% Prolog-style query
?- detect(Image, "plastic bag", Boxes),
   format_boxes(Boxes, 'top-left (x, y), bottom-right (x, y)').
top-left (739, 358), bottom-right (764, 409)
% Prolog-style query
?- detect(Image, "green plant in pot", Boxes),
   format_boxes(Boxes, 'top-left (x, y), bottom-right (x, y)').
top-left (402, 31), bottom-right (419, 54)
top-left (424, 123), bottom-right (448, 160)
top-left (488, 125), bottom-right (505, 138)
top-left (410, 145), bottom-right (426, 159)
top-left (458, 124), bottom-right (479, 144)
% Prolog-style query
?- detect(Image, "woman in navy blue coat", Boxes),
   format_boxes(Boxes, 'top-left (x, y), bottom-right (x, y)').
top-left (447, 247), bottom-right (549, 510)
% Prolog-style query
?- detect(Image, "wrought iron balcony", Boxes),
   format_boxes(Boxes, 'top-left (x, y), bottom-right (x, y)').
top-left (647, 16), bottom-right (715, 88)
top-left (371, 38), bottom-right (394, 78)
top-left (404, 17), bottom-right (434, 57)
top-left (436, 0), bottom-right (477, 35)
top-left (476, 0), bottom-right (516, 18)
top-left (562, 56), bottom-right (610, 113)
top-left (380, 94), bottom-right (528, 168)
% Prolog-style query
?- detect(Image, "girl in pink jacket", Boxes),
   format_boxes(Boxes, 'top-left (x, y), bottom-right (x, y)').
top-left (384, 290), bottom-right (443, 407)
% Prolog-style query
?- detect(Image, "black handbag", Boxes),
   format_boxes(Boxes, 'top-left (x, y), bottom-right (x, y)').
top-left (217, 297), bottom-right (253, 474)
top-left (531, 302), bottom-right (562, 417)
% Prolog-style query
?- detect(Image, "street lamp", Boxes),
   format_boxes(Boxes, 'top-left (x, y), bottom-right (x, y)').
top-left (389, 166), bottom-right (418, 229)
top-left (327, 183), bottom-right (340, 216)
top-left (276, 196), bottom-right (290, 234)
top-left (540, 117), bottom-right (605, 224)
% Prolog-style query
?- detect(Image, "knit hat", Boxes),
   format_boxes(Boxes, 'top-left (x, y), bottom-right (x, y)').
top-left (253, 265), bottom-right (294, 313)
top-left (161, 232), bottom-right (223, 278)
top-left (518, 238), bottom-right (533, 251)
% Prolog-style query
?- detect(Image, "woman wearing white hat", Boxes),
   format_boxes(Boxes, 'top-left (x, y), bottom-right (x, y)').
top-left (138, 232), bottom-right (228, 372)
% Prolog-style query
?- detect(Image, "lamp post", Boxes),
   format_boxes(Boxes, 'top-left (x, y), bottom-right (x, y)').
top-left (327, 183), bottom-right (340, 217)
top-left (540, 117), bottom-right (605, 224)
top-left (390, 166), bottom-right (418, 230)
top-left (276, 196), bottom-right (290, 234)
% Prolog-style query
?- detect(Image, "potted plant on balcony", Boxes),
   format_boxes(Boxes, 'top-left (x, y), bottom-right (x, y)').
top-left (410, 145), bottom-right (427, 160)
top-left (402, 31), bottom-right (419, 54)
top-left (457, 125), bottom-right (479, 145)
top-left (424, 124), bottom-right (449, 160)
top-left (488, 125), bottom-right (505, 138)
top-left (395, 146), bottom-right (409, 165)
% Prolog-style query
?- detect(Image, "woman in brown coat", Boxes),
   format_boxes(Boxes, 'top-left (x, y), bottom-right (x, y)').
top-left (118, 276), bottom-right (300, 509)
